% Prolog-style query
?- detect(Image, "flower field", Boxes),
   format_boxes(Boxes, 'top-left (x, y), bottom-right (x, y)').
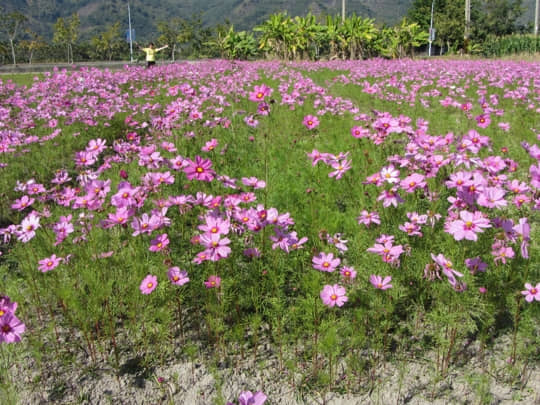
top-left (0, 59), bottom-right (539, 404)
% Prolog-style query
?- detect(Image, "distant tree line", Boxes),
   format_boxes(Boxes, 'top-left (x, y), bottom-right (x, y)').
top-left (0, 0), bottom-right (535, 64)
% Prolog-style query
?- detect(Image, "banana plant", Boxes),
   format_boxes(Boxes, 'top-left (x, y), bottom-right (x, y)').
top-left (254, 12), bottom-right (294, 60)
top-left (290, 13), bottom-right (319, 60)
top-left (381, 18), bottom-right (429, 58)
top-left (323, 15), bottom-right (342, 60)
top-left (223, 26), bottom-right (258, 60)
top-left (338, 14), bottom-right (378, 59)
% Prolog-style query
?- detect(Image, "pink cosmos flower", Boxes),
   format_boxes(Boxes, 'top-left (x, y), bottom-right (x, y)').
top-left (198, 216), bottom-right (230, 236)
top-left (302, 115), bottom-right (319, 130)
top-left (350, 125), bottom-right (369, 138)
top-left (248, 84), bottom-right (273, 102)
top-left (521, 283), bottom-right (540, 302)
top-left (380, 165), bottom-right (400, 184)
top-left (377, 188), bottom-right (404, 208)
top-left (204, 275), bottom-right (221, 289)
top-left (11, 195), bottom-right (35, 211)
top-left (328, 159), bottom-right (351, 180)
top-left (183, 156), bottom-right (216, 182)
top-left (149, 233), bottom-right (169, 252)
top-left (238, 390), bottom-right (268, 405)
top-left (320, 284), bottom-right (348, 307)
top-left (447, 210), bottom-right (491, 241)
top-left (242, 177), bottom-right (266, 189)
top-left (0, 296), bottom-right (18, 317)
top-left (399, 221), bottom-right (422, 237)
top-left (477, 187), bottom-right (507, 209)
top-left (38, 254), bottom-right (62, 273)
top-left (0, 312), bottom-right (26, 343)
top-left (340, 266), bottom-right (357, 281)
top-left (431, 253), bottom-right (464, 286)
top-left (498, 122), bottom-right (510, 131)
top-left (357, 210), bottom-right (381, 227)
top-left (491, 242), bottom-right (514, 265)
top-left (465, 257), bottom-right (487, 275)
top-left (199, 233), bottom-right (231, 261)
top-left (400, 173), bottom-right (426, 193)
top-left (369, 275), bottom-right (393, 290)
top-left (513, 217), bottom-right (530, 259)
top-left (367, 239), bottom-right (404, 264)
top-left (201, 138), bottom-right (218, 152)
top-left (307, 149), bottom-right (328, 166)
top-left (167, 267), bottom-right (189, 286)
top-left (327, 233), bottom-right (348, 253)
top-left (312, 252), bottom-right (340, 272)
top-left (17, 213), bottom-right (41, 243)
top-left (139, 275), bottom-right (158, 294)
top-left (244, 115), bottom-right (259, 127)
top-left (257, 102), bottom-right (270, 115)
top-left (475, 113), bottom-right (491, 128)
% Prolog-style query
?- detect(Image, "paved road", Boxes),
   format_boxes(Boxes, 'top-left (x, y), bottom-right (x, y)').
top-left (0, 60), bottom-right (184, 74)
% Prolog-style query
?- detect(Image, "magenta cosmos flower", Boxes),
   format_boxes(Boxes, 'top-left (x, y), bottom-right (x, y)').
top-left (149, 233), bottom-right (169, 252)
top-left (447, 210), bottom-right (491, 241)
top-left (140, 275), bottom-right (158, 294)
top-left (183, 156), bottom-right (216, 182)
top-left (312, 252), bottom-right (340, 272)
top-left (38, 254), bottom-right (62, 273)
top-left (167, 267), bottom-right (189, 286)
top-left (369, 275), bottom-right (393, 290)
top-left (320, 284), bottom-right (348, 307)
top-left (521, 283), bottom-right (540, 302)
top-left (237, 390), bottom-right (267, 405)
top-left (0, 312), bottom-right (26, 343)
top-left (204, 275), bottom-right (221, 289)
top-left (248, 84), bottom-right (273, 102)
top-left (302, 115), bottom-right (320, 130)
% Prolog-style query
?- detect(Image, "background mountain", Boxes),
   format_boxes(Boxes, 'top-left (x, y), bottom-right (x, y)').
top-left (3, 0), bottom-right (413, 41)
top-left (2, 0), bottom-right (537, 42)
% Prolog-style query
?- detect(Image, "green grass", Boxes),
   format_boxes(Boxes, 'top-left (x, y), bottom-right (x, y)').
top-left (0, 60), bottom-right (538, 402)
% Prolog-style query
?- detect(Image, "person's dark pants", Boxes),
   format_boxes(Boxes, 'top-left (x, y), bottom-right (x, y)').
top-left (147, 61), bottom-right (156, 68)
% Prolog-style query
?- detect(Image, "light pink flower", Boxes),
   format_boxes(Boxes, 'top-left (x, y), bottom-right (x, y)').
top-left (369, 275), bottom-right (393, 290)
top-left (521, 283), bottom-right (540, 302)
top-left (140, 275), bottom-right (158, 294)
top-left (312, 252), bottom-right (340, 272)
top-left (320, 284), bottom-right (348, 307)
top-left (204, 275), bottom-right (221, 289)
top-left (38, 254), bottom-right (62, 273)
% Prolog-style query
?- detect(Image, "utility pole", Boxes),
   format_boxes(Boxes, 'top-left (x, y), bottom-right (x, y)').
top-left (128, 2), bottom-right (134, 63)
top-left (464, 0), bottom-right (471, 51)
top-left (342, 0), bottom-right (346, 22)
top-left (428, 0), bottom-right (435, 56)
top-left (535, 0), bottom-right (539, 36)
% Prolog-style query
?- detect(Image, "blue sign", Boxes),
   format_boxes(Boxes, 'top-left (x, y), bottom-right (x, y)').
top-left (125, 29), bottom-right (135, 42)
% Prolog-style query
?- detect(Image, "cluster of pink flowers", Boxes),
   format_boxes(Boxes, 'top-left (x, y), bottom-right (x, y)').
top-left (367, 235), bottom-right (405, 266)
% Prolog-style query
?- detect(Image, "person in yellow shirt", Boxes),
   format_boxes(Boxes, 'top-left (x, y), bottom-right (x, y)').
top-left (138, 42), bottom-right (168, 68)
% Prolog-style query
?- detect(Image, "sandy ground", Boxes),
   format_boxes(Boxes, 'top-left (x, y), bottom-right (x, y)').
top-left (5, 331), bottom-right (539, 405)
